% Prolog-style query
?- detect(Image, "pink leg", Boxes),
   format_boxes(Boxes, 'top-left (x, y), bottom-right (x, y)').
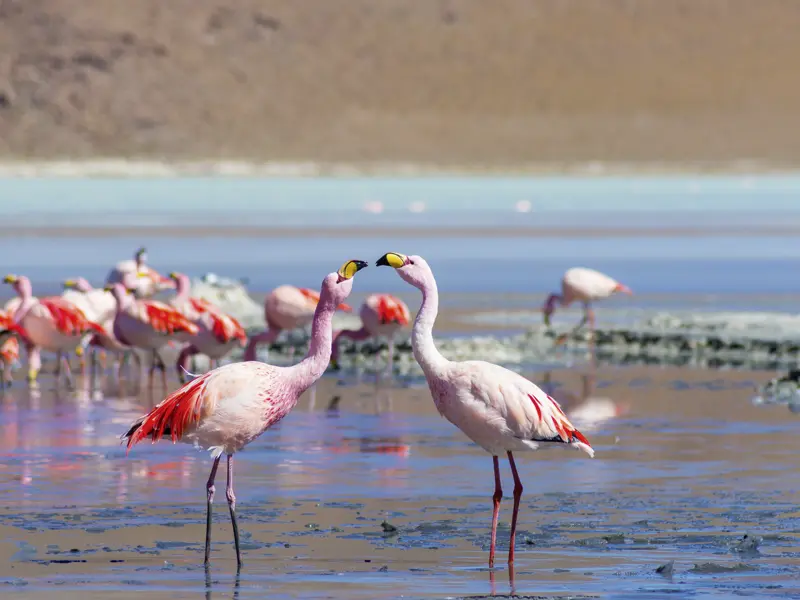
top-left (60, 354), bottom-right (74, 388)
top-left (243, 328), bottom-right (279, 361)
top-left (489, 455), bottom-right (502, 568)
top-left (331, 327), bottom-right (371, 366)
top-left (226, 454), bottom-right (242, 567)
top-left (506, 451), bottom-right (524, 565)
top-left (26, 345), bottom-right (41, 383)
top-left (204, 456), bottom-right (221, 565)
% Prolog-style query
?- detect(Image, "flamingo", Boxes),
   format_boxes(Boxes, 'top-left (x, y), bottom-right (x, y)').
top-left (0, 310), bottom-right (24, 386)
top-left (331, 293), bottom-right (411, 373)
top-left (122, 259), bottom-right (368, 567)
top-left (243, 284), bottom-right (352, 361)
top-left (105, 247), bottom-right (173, 299)
top-left (3, 274), bottom-right (105, 384)
top-left (167, 272), bottom-right (247, 381)
top-left (376, 252), bottom-right (594, 568)
top-left (542, 267), bottom-right (632, 344)
top-left (105, 283), bottom-right (199, 388)
top-left (63, 278), bottom-right (139, 379)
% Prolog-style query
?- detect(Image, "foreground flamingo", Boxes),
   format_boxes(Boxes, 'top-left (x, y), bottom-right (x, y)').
top-left (3, 275), bottom-right (104, 384)
top-left (123, 259), bottom-right (367, 566)
top-left (105, 247), bottom-right (173, 298)
top-left (331, 293), bottom-right (410, 372)
top-left (543, 267), bottom-right (632, 343)
top-left (243, 284), bottom-right (352, 361)
top-left (168, 272), bottom-right (247, 380)
top-left (376, 252), bottom-right (594, 567)
top-left (106, 283), bottom-right (199, 388)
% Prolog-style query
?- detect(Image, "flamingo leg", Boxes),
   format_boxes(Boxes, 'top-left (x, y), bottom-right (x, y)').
top-left (226, 454), bottom-right (242, 567)
top-left (54, 351), bottom-right (62, 380)
top-left (60, 354), bottom-right (74, 388)
top-left (489, 455), bottom-right (502, 568)
top-left (26, 344), bottom-right (40, 383)
top-left (506, 451), bottom-right (524, 565)
top-left (177, 345), bottom-right (199, 382)
top-left (386, 336), bottom-right (395, 378)
top-left (243, 329), bottom-right (278, 362)
top-left (204, 456), bottom-right (221, 565)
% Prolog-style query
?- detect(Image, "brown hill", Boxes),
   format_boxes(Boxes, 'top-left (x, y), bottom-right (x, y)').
top-left (1, 0), bottom-right (799, 168)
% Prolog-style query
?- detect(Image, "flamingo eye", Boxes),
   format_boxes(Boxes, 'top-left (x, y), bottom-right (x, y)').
top-left (408, 259), bottom-right (415, 265)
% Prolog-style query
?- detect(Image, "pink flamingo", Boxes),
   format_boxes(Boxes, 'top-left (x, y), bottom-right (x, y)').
top-left (0, 310), bottom-right (25, 386)
top-left (331, 293), bottom-right (410, 372)
top-left (543, 267), bottom-right (632, 343)
top-left (243, 284), bottom-right (352, 361)
top-left (123, 259), bottom-right (367, 566)
top-left (105, 247), bottom-right (173, 298)
top-left (377, 252), bottom-right (594, 568)
top-left (167, 272), bottom-right (247, 381)
top-left (63, 278), bottom-right (139, 379)
top-left (105, 283), bottom-right (199, 388)
top-left (3, 274), bottom-right (105, 385)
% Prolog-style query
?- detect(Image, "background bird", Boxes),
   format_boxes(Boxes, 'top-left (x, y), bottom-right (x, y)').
top-left (105, 247), bottom-right (174, 299)
top-left (168, 271), bottom-right (247, 380)
top-left (542, 267), bottom-right (632, 345)
top-left (244, 284), bottom-right (352, 361)
top-left (377, 252), bottom-right (594, 568)
top-left (122, 259), bottom-right (367, 567)
top-left (331, 293), bottom-right (410, 373)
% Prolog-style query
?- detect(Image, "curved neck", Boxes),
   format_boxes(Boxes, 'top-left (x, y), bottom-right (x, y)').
top-left (412, 277), bottom-right (448, 376)
top-left (289, 295), bottom-right (336, 392)
top-left (544, 293), bottom-right (562, 311)
top-left (175, 277), bottom-right (190, 301)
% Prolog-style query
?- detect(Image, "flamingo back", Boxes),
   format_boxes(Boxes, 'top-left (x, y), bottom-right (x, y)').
top-left (39, 298), bottom-right (104, 336)
top-left (563, 267), bottom-right (622, 302)
top-left (143, 301), bottom-right (200, 335)
top-left (189, 297), bottom-right (247, 344)
top-left (374, 294), bottom-right (410, 326)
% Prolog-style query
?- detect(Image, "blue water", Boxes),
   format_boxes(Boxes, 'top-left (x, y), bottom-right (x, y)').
top-left (3, 174), bottom-right (800, 228)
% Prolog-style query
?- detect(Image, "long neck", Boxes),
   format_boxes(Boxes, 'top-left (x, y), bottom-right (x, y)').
top-left (412, 276), bottom-right (448, 376)
top-left (175, 277), bottom-right (190, 301)
top-left (545, 293), bottom-right (562, 311)
top-left (288, 296), bottom-right (336, 392)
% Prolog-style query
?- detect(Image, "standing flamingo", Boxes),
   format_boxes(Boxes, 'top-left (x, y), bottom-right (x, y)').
top-left (3, 275), bottom-right (105, 384)
top-left (105, 247), bottom-right (173, 298)
top-left (542, 267), bottom-right (632, 343)
top-left (376, 252), bottom-right (594, 568)
top-left (123, 259), bottom-right (367, 566)
top-left (331, 294), bottom-right (410, 373)
top-left (167, 272), bottom-right (247, 381)
top-left (105, 283), bottom-right (199, 388)
top-left (0, 310), bottom-right (25, 385)
top-left (243, 284), bottom-right (352, 361)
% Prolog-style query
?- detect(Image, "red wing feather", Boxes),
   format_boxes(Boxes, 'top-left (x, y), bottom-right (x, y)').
top-left (188, 297), bottom-right (246, 344)
top-left (39, 298), bottom-right (99, 336)
top-left (125, 374), bottom-right (209, 450)
top-left (300, 287), bottom-right (351, 312)
top-left (377, 295), bottom-right (410, 326)
top-left (144, 301), bottom-right (199, 335)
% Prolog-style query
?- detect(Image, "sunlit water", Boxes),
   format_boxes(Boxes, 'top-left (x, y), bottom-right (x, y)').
top-left (0, 369), bottom-right (797, 599)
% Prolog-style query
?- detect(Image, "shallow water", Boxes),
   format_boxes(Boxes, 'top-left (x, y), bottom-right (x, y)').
top-left (0, 367), bottom-right (797, 599)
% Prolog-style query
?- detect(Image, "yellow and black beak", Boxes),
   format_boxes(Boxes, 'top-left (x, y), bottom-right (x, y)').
top-left (103, 284), bottom-right (115, 292)
top-left (63, 279), bottom-right (77, 289)
top-left (168, 271), bottom-right (179, 280)
top-left (337, 259), bottom-right (369, 281)
top-left (376, 252), bottom-right (408, 268)
top-left (2, 274), bottom-right (18, 284)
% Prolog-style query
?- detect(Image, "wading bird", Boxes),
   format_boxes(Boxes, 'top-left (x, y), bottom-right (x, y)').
top-left (243, 284), bottom-right (352, 361)
top-left (105, 283), bottom-right (199, 388)
top-left (377, 252), bottom-right (594, 568)
top-left (0, 310), bottom-right (23, 385)
top-left (543, 267), bottom-right (632, 344)
top-left (123, 259), bottom-right (367, 567)
top-left (105, 247), bottom-right (173, 298)
top-left (331, 293), bottom-right (410, 373)
top-left (3, 274), bottom-right (105, 384)
top-left (168, 272), bottom-right (247, 381)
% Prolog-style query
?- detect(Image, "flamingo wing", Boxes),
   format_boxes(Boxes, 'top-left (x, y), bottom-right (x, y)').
top-left (39, 298), bottom-right (105, 336)
top-left (299, 287), bottom-right (351, 312)
top-left (458, 361), bottom-right (594, 456)
top-left (189, 297), bottom-right (247, 344)
top-left (376, 295), bottom-right (410, 326)
top-left (143, 301), bottom-right (200, 335)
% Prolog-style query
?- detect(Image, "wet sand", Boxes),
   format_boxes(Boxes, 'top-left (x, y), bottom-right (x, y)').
top-left (0, 365), bottom-right (796, 599)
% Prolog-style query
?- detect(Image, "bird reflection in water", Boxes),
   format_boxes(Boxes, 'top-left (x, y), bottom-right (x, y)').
top-left (540, 368), bottom-right (628, 434)
top-left (205, 565), bottom-right (240, 600)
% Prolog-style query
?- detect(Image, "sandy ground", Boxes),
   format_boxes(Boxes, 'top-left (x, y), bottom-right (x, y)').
top-left (1, 1), bottom-right (800, 168)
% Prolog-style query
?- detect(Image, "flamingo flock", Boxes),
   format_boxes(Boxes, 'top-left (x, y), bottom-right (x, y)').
top-left (0, 247), bottom-right (633, 571)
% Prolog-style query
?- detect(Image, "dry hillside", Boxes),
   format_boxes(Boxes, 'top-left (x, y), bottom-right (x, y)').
top-left (1, 0), bottom-right (799, 167)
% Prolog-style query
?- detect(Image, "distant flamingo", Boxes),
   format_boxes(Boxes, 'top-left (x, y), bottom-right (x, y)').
top-left (105, 247), bottom-right (173, 298)
top-left (123, 259), bottom-right (367, 566)
top-left (377, 252), bottom-right (594, 568)
top-left (3, 274), bottom-right (105, 385)
top-left (243, 284), bottom-right (352, 361)
top-left (168, 272), bottom-right (247, 381)
top-left (105, 283), bottom-right (199, 388)
top-left (0, 310), bottom-right (24, 385)
top-left (543, 267), bottom-right (632, 343)
top-left (63, 278), bottom-right (138, 378)
top-left (331, 293), bottom-right (410, 372)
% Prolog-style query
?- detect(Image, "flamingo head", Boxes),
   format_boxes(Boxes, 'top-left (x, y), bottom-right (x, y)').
top-left (103, 282), bottom-right (130, 305)
top-left (320, 259), bottom-right (368, 310)
top-left (63, 277), bottom-right (93, 293)
top-left (614, 283), bottom-right (633, 296)
top-left (168, 271), bottom-right (190, 293)
top-left (376, 252), bottom-right (433, 291)
top-left (542, 293), bottom-right (559, 327)
top-left (3, 274), bottom-right (31, 297)
top-left (135, 246), bottom-right (147, 267)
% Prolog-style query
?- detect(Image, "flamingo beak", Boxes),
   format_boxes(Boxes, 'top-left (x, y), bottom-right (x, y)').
top-left (543, 310), bottom-right (552, 327)
top-left (2, 274), bottom-right (18, 284)
top-left (615, 283), bottom-right (633, 295)
top-left (337, 259), bottom-right (368, 281)
top-left (63, 279), bottom-right (77, 289)
top-left (376, 252), bottom-right (407, 268)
